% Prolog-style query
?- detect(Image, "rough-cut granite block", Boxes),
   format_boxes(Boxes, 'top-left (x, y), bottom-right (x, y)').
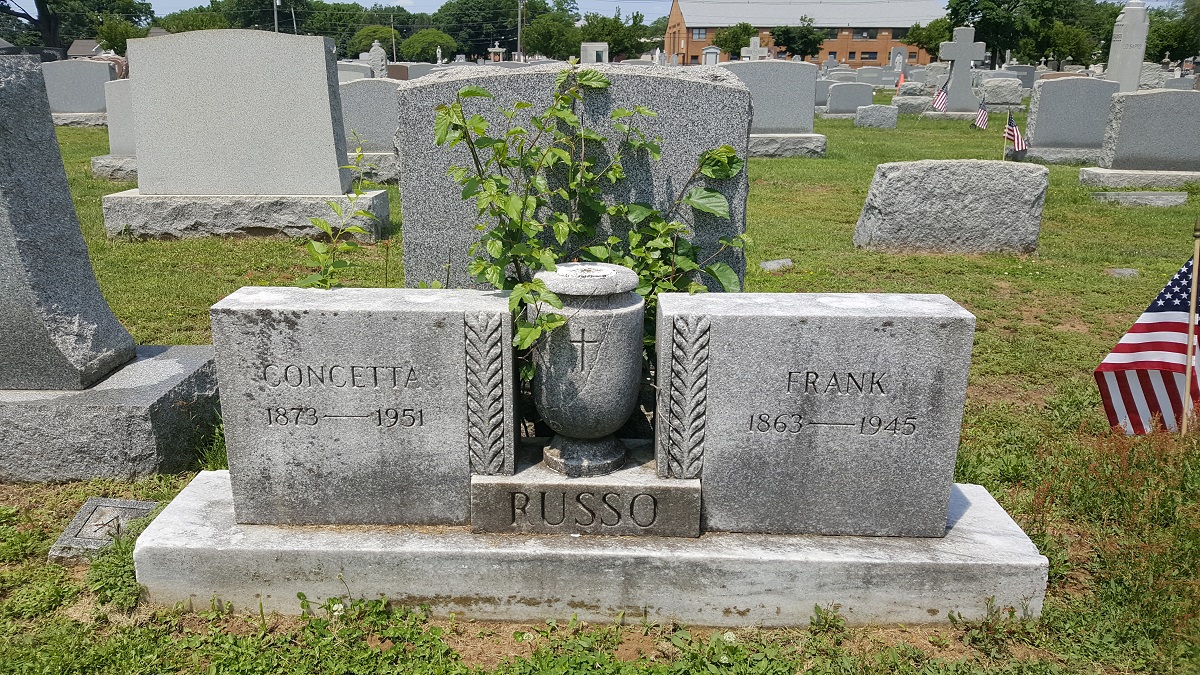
top-left (210, 287), bottom-right (516, 525)
top-left (1091, 191), bottom-right (1188, 206)
top-left (135, 471), bottom-right (1047, 625)
top-left (854, 160), bottom-right (1047, 253)
top-left (1079, 167), bottom-right (1200, 188)
top-left (1099, 90), bottom-right (1200, 171)
top-left (655, 293), bottom-right (975, 537)
top-left (747, 134), bottom-right (826, 158)
top-left (854, 104), bottom-right (898, 128)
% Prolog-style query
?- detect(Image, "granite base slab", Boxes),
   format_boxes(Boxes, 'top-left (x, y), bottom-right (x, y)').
top-left (52, 113), bottom-right (107, 127)
top-left (1079, 168), bottom-right (1200, 189)
top-left (90, 155), bottom-right (137, 181)
top-left (0, 346), bottom-right (218, 482)
top-left (919, 112), bottom-right (981, 121)
top-left (358, 152), bottom-right (399, 183)
top-left (817, 112), bottom-right (856, 120)
top-left (1091, 191), bottom-right (1189, 206)
top-left (1011, 147), bottom-right (1101, 165)
top-left (747, 134), bottom-right (826, 158)
top-left (134, 471), bottom-right (1048, 626)
top-left (101, 189), bottom-right (388, 241)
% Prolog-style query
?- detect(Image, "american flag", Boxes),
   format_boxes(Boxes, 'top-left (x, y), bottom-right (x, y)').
top-left (972, 100), bottom-right (988, 129)
top-left (931, 84), bottom-right (948, 112)
top-left (1003, 112), bottom-right (1027, 151)
top-left (1095, 258), bottom-right (1200, 434)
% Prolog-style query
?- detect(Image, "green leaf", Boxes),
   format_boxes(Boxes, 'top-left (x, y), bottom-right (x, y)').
top-left (610, 108), bottom-right (633, 119)
top-left (485, 238), bottom-right (504, 259)
top-left (352, 211), bottom-right (377, 221)
top-left (698, 145), bottom-right (745, 179)
top-left (582, 245), bottom-right (610, 260)
top-left (461, 177), bottom-right (479, 199)
top-left (634, 105), bottom-right (658, 117)
top-left (515, 324), bottom-right (542, 350)
top-left (434, 106), bottom-right (452, 145)
top-left (626, 203), bottom-right (656, 224)
top-left (296, 272), bottom-right (327, 288)
top-left (307, 240), bottom-right (328, 255)
top-left (539, 291), bottom-right (564, 311)
top-left (514, 101), bottom-right (533, 109)
top-left (576, 69), bottom-right (611, 89)
top-left (682, 187), bottom-right (729, 218)
top-left (458, 85), bottom-right (494, 99)
top-left (310, 218), bottom-right (334, 237)
top-left (503, 194), bottom-right (524, 221)
top-left (519, 361), bottom-right (536, 382)
top-left (555, 68), bottom-right (571, 90)
top-left (704, 262), bottom-right (741, 292)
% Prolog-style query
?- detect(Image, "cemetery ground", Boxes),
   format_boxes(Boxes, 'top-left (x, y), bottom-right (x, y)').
top-left (1, 111), bottom-right (1199, 674)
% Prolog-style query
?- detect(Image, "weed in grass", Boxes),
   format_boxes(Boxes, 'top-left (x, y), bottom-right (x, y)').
top-left (196, 416), bottom-right (228, 471)
top-left (0, 525), bottom-right (45, 564)
top-left (0, 565), bottom-right (78, 620)
top-left (84, 508), bottom-right (163, 612)
top-left (949, 598), bottom-right (1036, 659)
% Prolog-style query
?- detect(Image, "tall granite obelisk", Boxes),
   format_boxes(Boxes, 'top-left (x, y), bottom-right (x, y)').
top-left (1108, 0), bottom-right (1149, 92)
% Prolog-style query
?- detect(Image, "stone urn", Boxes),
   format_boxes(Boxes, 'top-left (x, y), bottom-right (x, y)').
top-left (531, 262), bottom-right (644, 477)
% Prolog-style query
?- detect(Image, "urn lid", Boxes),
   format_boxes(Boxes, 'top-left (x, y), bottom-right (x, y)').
top-left (535, 262), bottom-right (639, 296)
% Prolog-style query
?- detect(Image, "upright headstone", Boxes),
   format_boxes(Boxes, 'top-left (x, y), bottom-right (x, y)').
top-left (395, 64), bottom-right (749, 290)
top-left (367, 40), bottom-right (388, 78)
top-left (337, 61), bottom-right (373, 82)
top-left (1099, 90), bottom-right (1200, 171)
top-left (0, 55), bottom-right (218, 481)
top-left (822, 53), bottom-right (838, 74)
top-left (814, 78), bottom-right (833, 106)
top-left (937, 27), bottom-right (986, 113)
top-left (890, 46), bottom-right (908, 74)
top-left (581, 42), bottom-right (609, 64)
top-left (720, 60), bottom-right (825, 157)
top-left (39, 59), bottom-right (114, 113)
top-left (824, 81), bottom-right (873, 115)
top-left (1004, 64), bottom-right (1036, 88)
top-left (655, 292), bottom-right (975, 537)
top-left (829, 71), bottom-right (857, 83)
top-left (856, 66), bottom-right (884, 86)
top-left (702, 46), bottom-right (720, 65)
top-left (1108, 0), bottom-right (1149, 92)
top-left (339, 77), bottom-right (404, 181)
top-left (1023, 78), bottom-right (1120, 163)
top-left (740, 37), bottom-right (769, 61)
top-left (1138, 61), bottom-right (1167, 89)
top-left (102, 30), bottom-right (388, 239)
top-left (90, 78), bottom-right (138, 180)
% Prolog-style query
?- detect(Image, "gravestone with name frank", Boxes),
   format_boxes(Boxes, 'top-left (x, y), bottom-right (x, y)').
top-left (0, 55), bottom-right (218, 481)
top-left (720, 60), bottom-right (825, 158)
top-left (101, 30), bottom-right (388, 240)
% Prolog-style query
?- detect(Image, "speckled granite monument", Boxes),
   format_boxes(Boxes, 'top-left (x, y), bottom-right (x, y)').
top-left (720, 60), bottom-right (826, 158)
top-left (0, 55), bottom-right (218, 481)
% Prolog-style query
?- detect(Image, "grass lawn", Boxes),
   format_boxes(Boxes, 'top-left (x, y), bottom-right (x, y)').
top-left (1, 110), bottom-right (1198, 673)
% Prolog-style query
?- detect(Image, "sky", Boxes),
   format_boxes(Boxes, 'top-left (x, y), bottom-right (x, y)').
top-left (144, 0), bottom-right (676, 20)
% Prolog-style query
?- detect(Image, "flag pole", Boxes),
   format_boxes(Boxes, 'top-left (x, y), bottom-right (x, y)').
top-left (1182, 215), bottom-right (1200, 434)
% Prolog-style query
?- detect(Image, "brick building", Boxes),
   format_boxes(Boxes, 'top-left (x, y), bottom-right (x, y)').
top-left (664, 0), bottom-right (946, 67)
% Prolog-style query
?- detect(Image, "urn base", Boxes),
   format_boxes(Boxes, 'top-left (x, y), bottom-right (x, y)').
top-left (544, 435), bottom-right (626, 477)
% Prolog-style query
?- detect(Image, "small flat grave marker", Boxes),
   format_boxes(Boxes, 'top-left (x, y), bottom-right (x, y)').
top-left (49, 498), bottom-right (157, 561)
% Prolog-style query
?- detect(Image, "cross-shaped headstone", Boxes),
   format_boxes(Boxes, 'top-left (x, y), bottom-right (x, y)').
top-left (937, 26), bottom-right (986, 112)
top-left (741, 37), bottom-right (769, 61)
top-left (570, 328), bottom-right (601, 369)
top-left (822, 53), bottom-right (838, 74)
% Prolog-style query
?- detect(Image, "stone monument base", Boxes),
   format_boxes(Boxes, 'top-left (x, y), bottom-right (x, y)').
top-left (919, 111), bottom-right (982, 121)
top-left (101, 189), bottom-right (389, 241)
top-left (91, 155), bottom-right (138, 181)
top-left (1091, 191), bottom-right (1189, 207)
top-left (0, 346), bottom-right (218, 482)
top-left (52, 112), bottom-right (107, 127)
top-left (1079, 167), bottom-right (1200, 189)
top-left (358, 152), bottom-right (400, 183)
top-left (134, 471), bottom-right (1048, 626)
top-left (816, 112), bottom-right (856, 120)
top-left (747, 134), bottom-right (827, 158)
top-left (893, 96), bottom-right (932, 114)
top-left (1008, 147), bottom-right (1101, 165)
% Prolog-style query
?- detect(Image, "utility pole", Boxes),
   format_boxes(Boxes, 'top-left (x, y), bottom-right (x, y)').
top-left (391, 14), bottom-right (397, 61)
top-left (273, 0), bottom-right (279, 32)
top-left (517, 0), bottom-right (524, 61)
top-left (291, 6), bottom-right (297, 33)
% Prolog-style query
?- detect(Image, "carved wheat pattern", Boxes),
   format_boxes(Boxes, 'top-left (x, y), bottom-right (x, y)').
top-left (667, 315), bottom-right (710, 478)
top-left (465, 312), bottom-right (506, 474)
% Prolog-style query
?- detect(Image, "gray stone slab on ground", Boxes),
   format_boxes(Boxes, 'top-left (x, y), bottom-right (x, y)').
top-left (854, 160), bottom-right (1048, 253)
top-left (210, 287), bottom-right (516, 526)
top-left (919, 111), bottom-right (980, 121)
top-left (656, 293), bottom-right (974, 537)
top-left (1080, 167), bottom-right (1200, 188)
top-left (893, 95), bottom-right (932, 114)
top-left (395, 64), bottom-right (749, 290)
top-left (747, 134), bottom-right (826, 158)
top-left (90, 155), bottom-right (138, 181)
top-left (135, 471), bottom-right (1046, 624)
top-left (759, 258), bottom-right (793, 272)
top-left (854, 104), bottom-right (898, 128)
top-left (104, 79), bottom-right (134, 156)
top-left (472, 442), bottom-right (700, 537)
top-left (1091, 191), bottom-right (1188, 206)
top-left (1099, 90), bottom-right (1200, 171)
top-left (101, 189), bottom-right (388, 241)
top-left (1025, 78), bottom-right (1119, 164)
top-left (49, 497), bottom-right (157, 562)
top-left (0, 345), bottom-right (218, 482)
top-left (720, 60), bottom-right (816, 134)
top-left (1164, 77), bottom-right (1196, 90)
top-left (825, 82), bottom-right (872, 114)
top-left (1, 55), bottom-right (135, 389)
top-left (127, 30), bottom-right (350, 196)
top-left (40, 59), bottom-right (114, 112)
top-left (51, 112), bottom-right (107, 127)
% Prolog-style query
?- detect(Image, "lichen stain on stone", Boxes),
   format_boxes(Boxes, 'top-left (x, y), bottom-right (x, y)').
top-left (722, 606), bottom-right (752, 617)
top-left (927, 608), bottom-right (939, 616)
top-left (567, 599), bottom-right (602, 611)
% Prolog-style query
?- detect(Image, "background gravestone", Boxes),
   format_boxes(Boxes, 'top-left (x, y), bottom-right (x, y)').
top-left (337, 61), bottom-right (373, 82)
top-left (936, 27), bottom-right (985, 113)
top-left (1108, 0), bottom-right (1149, 91)
top-left (1, 55), bottom-right (134, 389)
top-left (395, 64), bottom-right (750, 290)
top-left (824, 82), bottom-right (873, 115)
top-left (339, 77), bottom-right (403, 181)
top-left (719, 60), bottom-right (825, 158)
top-left (90, 78), bottom-right (138, 181)
top-left (1099, 90), bottom-right (1200, 171)
top-left (39, 59), bottom-right (113, 113)
top-left (1024, 78), bottom-right (1119, 163)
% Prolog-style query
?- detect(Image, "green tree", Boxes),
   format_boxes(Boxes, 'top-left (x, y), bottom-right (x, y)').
top-left (901, 16), bottom-right (951, 59)
top-left (348, 24), bottom-right (398, 56)
top-left (0, 0), bottom-right (152, 48)
top-left (434, 0), bottom-right (548, 60)
top-left (95, 13), bottom-right (146, 54)
top-left (400, 27), bottom-right (456, 62)
top-left (947, 0), bottom-right (1023, 65)
top-left (1045, 20), bottom-right (1095, 64)
top-left (644, 15), bottom-right (667, 51)
top-left (711, 21), bottom-right (756, 58)
top-left (523, 12), bottom-right (580, 60)
top-left (1147, 7), bottom-right (1200, 61)
top-left (1, 12), bottom-right (41, 44)
top-left (298, 1), bottom-right (371, 55)
top-left (771, 17), bottom-right (824, 60)
top-left (155, 7), bottom-right (230, 33)
top-left (579, 9), bottom-right (646, 59)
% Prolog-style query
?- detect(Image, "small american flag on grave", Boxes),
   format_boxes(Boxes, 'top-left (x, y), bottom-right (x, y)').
top-left (1095, 258), bottom-right (1200, 434)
